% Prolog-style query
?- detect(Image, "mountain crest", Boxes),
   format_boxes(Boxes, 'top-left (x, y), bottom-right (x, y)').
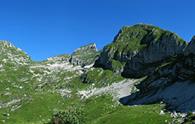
top-left (70, 43), bottom-right (99, 66)
top-left (73, 43), bottom-right (97, 53)
top-left (95, 24), bottom-right (187, 76)
top-left (185, 36), bottom-right (195, 55)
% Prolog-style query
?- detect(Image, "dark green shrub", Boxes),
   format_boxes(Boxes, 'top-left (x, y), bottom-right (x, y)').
top-left (49, 106), bottom-right (85, 124)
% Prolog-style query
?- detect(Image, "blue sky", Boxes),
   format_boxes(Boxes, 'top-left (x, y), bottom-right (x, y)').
top-left (0, 0), bottom-right (195, 60)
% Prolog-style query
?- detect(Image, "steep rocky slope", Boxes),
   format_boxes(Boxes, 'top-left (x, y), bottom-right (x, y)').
top-left (120, 36), bottom-right (195, 113)
top-left (95, 24), bottom-right (187, 76)
top-left (0, 41), bottom-right (31, 66)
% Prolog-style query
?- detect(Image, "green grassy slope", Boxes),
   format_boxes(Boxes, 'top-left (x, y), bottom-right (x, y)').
top-left (49, 95), bottom-right (172, 124)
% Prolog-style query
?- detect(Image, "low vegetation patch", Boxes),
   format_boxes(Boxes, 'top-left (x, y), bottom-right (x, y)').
top-left (81, 68), bottom-right (124, 87)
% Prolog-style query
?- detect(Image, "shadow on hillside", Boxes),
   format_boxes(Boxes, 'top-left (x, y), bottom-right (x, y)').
top-left (119, 83), bottom-right (195, 113)
top-left (119, 92), bottom-right (171, 111)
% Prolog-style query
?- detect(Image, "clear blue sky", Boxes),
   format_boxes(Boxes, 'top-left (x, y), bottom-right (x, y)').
top-left (0, 0), bottom-right (195, 61)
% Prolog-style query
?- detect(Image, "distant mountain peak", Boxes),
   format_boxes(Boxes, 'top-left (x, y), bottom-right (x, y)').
top-left (73, 43), bottom-right (97, 53)
top-left (70, 43), bottom-right (99, 66)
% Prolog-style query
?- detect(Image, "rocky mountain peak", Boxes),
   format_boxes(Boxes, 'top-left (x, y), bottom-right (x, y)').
top-left (117, 24), bottom-right (186, 45)
top-left (73, 43), bottom-right (97, 53)
top-left (0, 40), bottom-right (31, 66)
top-left (43, 43), bottom-right (99, 67)
top-left (70, 43), bottom-right (99, 66)
top-left (95, 24), bottom-right (187, 76)
top-left (185, 36), bottom-right (195, 55)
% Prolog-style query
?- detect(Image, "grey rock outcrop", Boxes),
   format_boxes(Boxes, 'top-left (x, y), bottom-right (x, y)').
top-left (70, 43), bottom-right (99, 66)
top-left (44, 43), bottom-right (99, 67)
top-left (178, 36), bottom-right (195, 80)
top-left (123, 32), bottom-right (186, 78)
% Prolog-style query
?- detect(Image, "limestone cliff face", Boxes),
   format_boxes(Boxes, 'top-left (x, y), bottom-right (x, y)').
top-left (123, 31), bottom-right (186, 78)
top-left (95, 24), bottom-right (187, 75)
top-left (45, 43), bottom-right (99, 67)
top-left (120, 36), bottom-right (195, 112)
top-left (95, 24), bottom-right (149, 72)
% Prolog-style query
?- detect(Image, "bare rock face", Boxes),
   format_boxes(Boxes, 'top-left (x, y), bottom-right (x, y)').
top-left (122, 26), bottom-right (186, 78)
top-left (46, 43), bottom-right (99, 67)
top-left (178, 36), bottom-right (195, 80)
top-left (44, 43), bottom-right (99, 67)
top-left (95, 24), bottom-right (149, 72)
